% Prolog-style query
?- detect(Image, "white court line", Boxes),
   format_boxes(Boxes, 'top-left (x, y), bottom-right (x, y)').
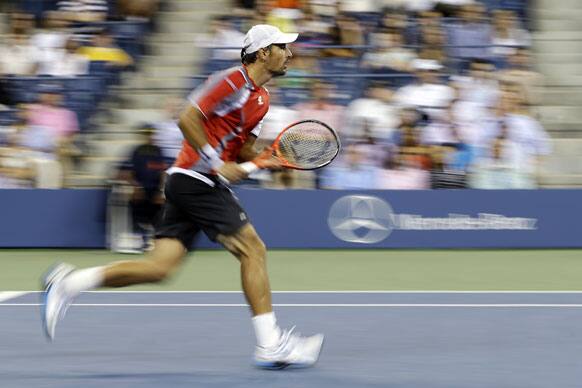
top-left (5, 303), bottom-right (582, 308)
top-left (0, 292), bottom-right (29, 303)
top-left (9, 290), bottom-right (582, 294)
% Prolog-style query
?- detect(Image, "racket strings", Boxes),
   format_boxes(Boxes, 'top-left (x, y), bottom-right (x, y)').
top-left (277, 123), bottom-right (339, 169)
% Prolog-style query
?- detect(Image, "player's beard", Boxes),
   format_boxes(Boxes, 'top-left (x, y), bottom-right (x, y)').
top-left (270, 68), bottom-right (287, 77)
top-left (270, 61), bottom-right (288, 77)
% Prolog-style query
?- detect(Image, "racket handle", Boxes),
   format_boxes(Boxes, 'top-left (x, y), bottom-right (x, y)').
top-left (240, 162), bottom-right (259, 174)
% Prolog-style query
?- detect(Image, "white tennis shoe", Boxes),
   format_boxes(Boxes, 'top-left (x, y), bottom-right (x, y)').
top-left (41, 263), bottom-right (75, 340)
top-left (254, 327), bottom-right (324, 369)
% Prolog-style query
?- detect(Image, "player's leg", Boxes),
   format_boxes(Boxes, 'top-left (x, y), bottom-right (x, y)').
top-left (217, 224), bottom-right (271, 315)
top-left (41, 238), bottom-right (187, 340)
top-left (217, 224), bottom-right (324, 369)
top-left (42, 174), bottom-right (198, 340)
top-left (100, 237), bottom-right (187, 287)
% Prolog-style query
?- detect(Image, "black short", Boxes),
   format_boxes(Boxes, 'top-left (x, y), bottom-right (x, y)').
top-left (154, 172), bottom-right (249, 248)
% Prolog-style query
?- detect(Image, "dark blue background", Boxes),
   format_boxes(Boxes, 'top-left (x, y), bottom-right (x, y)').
top-left (0, 189), bottom-right (580, 248)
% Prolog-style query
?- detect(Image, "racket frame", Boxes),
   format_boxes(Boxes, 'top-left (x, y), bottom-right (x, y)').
top-left (272, 119), bottom-right (341, 170)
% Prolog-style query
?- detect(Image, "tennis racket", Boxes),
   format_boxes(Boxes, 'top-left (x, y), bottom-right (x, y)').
top-left (270, 119), bottom-right (341, 170)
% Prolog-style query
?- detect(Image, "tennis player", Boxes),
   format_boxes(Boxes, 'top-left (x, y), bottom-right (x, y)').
top-left (42, 24), bottom-right (324, 369)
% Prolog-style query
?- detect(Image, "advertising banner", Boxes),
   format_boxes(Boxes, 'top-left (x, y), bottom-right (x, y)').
top-left (0, 189), bottom-right (580, 248)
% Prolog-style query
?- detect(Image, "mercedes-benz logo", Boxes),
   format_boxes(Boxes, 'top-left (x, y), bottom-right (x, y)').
top-left (327, 195), bottom-right (396, 244)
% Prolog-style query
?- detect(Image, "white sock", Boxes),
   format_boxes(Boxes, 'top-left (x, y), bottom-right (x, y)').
top-left (62, 267), bottom-right (105, 297)
top-left (252, 312), bottom-right (282, 348)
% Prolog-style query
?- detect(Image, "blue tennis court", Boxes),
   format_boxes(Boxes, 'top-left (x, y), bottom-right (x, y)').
top-left (2, 291), bottom-right (582, 388)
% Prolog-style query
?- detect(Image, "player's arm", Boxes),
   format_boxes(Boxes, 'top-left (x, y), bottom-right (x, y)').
top-left (177, 106), bottom-right (213, 155)
top-left (238, 135), bottom-right (260, 162)
top-left (177, 105), bottom-right (249, 183)
top-left (239, 135), bottom-right (282, 170)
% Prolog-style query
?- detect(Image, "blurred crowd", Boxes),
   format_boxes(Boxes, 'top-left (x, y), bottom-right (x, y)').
top-left (196, 0), bottom-right (549, 190)
top-left (0, 0), bottom-right (159, 188)
top-left (1, 0), bottom-right (549, 192)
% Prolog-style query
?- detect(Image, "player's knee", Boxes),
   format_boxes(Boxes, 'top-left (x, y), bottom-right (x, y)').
top-left (241, 237), bottom-right (267, 264)
top-left (255, 239), bottom-right (267, 259)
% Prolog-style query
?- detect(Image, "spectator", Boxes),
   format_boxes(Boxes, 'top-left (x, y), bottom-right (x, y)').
top-left (0, 33), bottom-right (40, 75)
top-left (450, 58), bottom-right (500, 144)
top-left (391, 106), bottom-right (432, 170)
top-left (416, 12), bottom-right (447, 63)
top-left (321, 143), bottom-right (379, 190)
top-left (378, 8), bottom-right (409, 38)
top-left (344, 81), bottom-right (400, 144)
top-left (296, 7), bottom-right (333, 44)
top-left (501, 82), bottom-right (551, 187)
top-left (26, 84), bottom-right (80, 184)
top-left (340, 0), bottom-right (379, 13)
top-left (394, 59), bottom-right (455, 120)
top-left (196, 16), bottom-right (245, 61)
top-left (392, 106), bottom-right (422, 146)
top-left (446, 3), bottom-right (493, 67)
top-left (428, 144), bottom-right (468, 189)
top-left (453, 59), bottom-right (499, 107)
top-left (470, 131), bottom-right (531, 189)
top-left (309, 0), bottom-right (340, 18)
top-left (277, 50), bottom-right (319, 89)
top-left (8, 12), bottom-right (35, 36)
top-left (419, 26), bottom-right (447, 63)
top-left (265, 1), bottom-right (303, 33)
top-left (376, 150), bottom-right (430, 190)
top-left (0, 115), bottom-right (30, 188)
top-left (498, 48), bottom-right (544, 105)
top-left (31, 11), bottom-right (71, 56)
top-left (273, 0), bottom-right (304, 8)
top-left (117, 0), bottom-right (159, 22)
top-left (152, 97), bottom-right (185, 163)
top-left (0, 113), bottom-right (62, 189)
top-left (322, 14), bottom-right (364, 58)
top-left (37, 37), bottom-right (89, 76)
top-left (491, 9), bottom-right (530, 59)
top-left (463, 100), bottom-right (510, 161)
top-left (57, 0), bottom-right (109, 22)
top-left (421, 103), bottom-right (459, 145)
top-left (293, 80), bottom-right (345, 138)
top-left (77, 29), bottom-right (134, 68)
top-left (414, 10), bottom-right (442, 43)
top-left (420, 101), bottom-right (476, 173)
top-left (362, 29), bottom-right (417, 73)
top-left (0, 135), bottom-right (36, 188)
top-left (116, 124), bottom-right (168, 251)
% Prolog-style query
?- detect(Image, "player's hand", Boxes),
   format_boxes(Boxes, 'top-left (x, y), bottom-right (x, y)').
top-left (253, 147), bottom-right (282, 170)
top-left (216, 162), bottom-right (248, 184)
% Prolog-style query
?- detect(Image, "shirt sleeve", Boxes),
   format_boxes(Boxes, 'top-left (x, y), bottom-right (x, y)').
top-left (250, 119), bottom-right (264, 137)
top-left (188, 70), bottom-right (246, 119)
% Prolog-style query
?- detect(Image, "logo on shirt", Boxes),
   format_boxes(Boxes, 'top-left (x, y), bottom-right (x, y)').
top-left (257, 96), bottom-right (264, 105)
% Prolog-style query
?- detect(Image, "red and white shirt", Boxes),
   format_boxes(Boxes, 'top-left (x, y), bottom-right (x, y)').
top-left (173, 65), bottom-right (269, 175)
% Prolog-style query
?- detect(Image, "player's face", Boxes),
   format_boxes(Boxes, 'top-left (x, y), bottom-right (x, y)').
top-left (266, 43), bottom-right (292, 77)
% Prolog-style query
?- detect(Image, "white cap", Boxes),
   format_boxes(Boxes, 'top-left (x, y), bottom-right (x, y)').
top-left (243, 24), bottom-right (298, 54)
